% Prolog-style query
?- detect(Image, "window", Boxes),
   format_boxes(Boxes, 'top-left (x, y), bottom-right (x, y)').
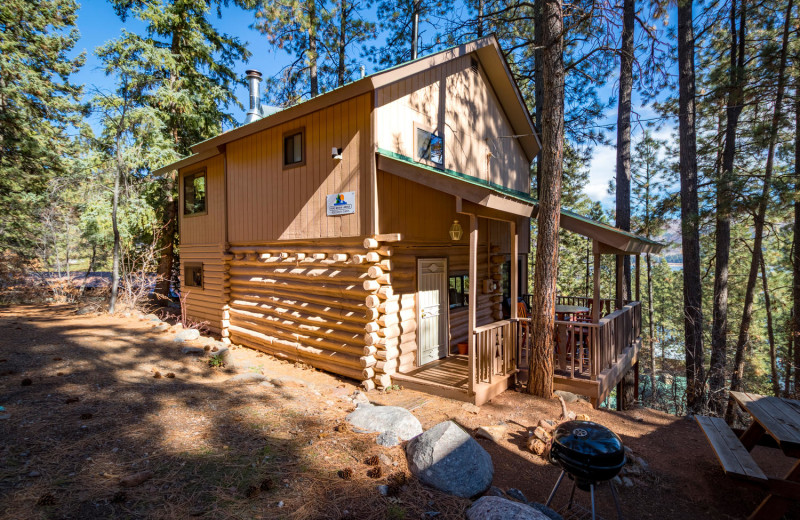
top-left (183, 170), bottom-right (207, 215)
top-left (184, 263), bottom-right (203, 289)
top-left (415, 126), bottom-right (443, 166)
top-left (283, 129), bottom-right (305, 167)
top-left (449, 274), bottom-right (469, 309)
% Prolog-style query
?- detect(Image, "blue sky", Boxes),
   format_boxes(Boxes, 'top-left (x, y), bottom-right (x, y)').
top-left (71, 0), bottom-right (676, 209)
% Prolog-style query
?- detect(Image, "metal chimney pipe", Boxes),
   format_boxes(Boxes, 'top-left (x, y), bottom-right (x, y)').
top-left (411, 1), bottom-right (420, 60)
top-left (245, 69), bottom-right (263, 124)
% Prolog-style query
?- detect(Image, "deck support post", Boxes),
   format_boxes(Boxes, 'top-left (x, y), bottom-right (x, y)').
top-left (635, 253), bottom-right (641, 302)
top-left (467, 213), bottom-right (478, 397)
top-left (510, 220), bottom-right (518, 320)
top-left (592, 241), bottom-right (601, 324)
top-left (615, 254), bottom-right (624, 310)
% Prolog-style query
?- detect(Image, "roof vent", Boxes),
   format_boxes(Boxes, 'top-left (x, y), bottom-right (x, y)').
top-left (245, 69), bottom-right (264, 124)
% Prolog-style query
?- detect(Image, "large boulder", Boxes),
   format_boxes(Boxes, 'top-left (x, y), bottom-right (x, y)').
top-left (346, 403), bottom-right (422, 441)
top-left (466, 496), bottom-right (552, 520)
top-left (406, 420), bottom-right (493, 498)
top-left (173, 328), bottom-right (200, 343)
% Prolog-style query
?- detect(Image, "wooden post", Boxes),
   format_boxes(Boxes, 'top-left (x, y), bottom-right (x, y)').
top-left (592, 242), bottom-right (601, 324)
top-left (635, 254), bottom-right (641, 302)
top-left (468, 214), bottom-right (478, 396)
top-left (510, 220), bottom-right (518, 320)
top-left (615, 254), bottom-right (624, 310)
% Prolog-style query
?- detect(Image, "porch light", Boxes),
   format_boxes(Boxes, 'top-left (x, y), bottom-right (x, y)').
top-left (449, 220), bottom-right (463, 241)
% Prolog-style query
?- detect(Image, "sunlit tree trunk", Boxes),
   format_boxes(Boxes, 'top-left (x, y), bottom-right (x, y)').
top-left (527, 0), bottom-right (563, 398)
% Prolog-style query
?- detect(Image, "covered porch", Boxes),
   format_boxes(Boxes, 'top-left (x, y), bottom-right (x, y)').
top-left (393, 204), bottom-right (662, 407)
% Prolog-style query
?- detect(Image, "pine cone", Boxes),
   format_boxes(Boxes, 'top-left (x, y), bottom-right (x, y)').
top-left (338, 468), bottom-right (354, 480)
top-left (364, 455), bottom-right (380, 466)
top-left (366, 467), bottom-right (382, 479)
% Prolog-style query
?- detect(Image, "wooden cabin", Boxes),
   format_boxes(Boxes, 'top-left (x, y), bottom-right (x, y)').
top-left (154, 36), bottom-right (662, 406)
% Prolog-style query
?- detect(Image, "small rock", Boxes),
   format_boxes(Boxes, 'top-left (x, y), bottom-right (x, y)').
top-left (173, 329), bottom-right (201, 343)
top-left (271, 376), bottom-right (311, 388)
top-left (567, 411), bottom-right (576, 421)
top-left (153, 322), bottom-right (170, 332)
top-left (378, 453), bottom-right (393, 466)
top-left (575, 414), bottom-right (591, 421)
top-left (259, 381), bottom-right (275, 388)
top-left (76, 307), bottom-right (94, 315)
top-left (485, 486), bottom-right (507, 498)
top-left (28, 470), bottom-right (41, 478)
top-left (376, 431), bottom-right (400, 447)
top-left (553, 390), bottom-right (578, 403)
top-left (622, 477), bottom-right (633, 487)
top-left (462, 403), bottom-right (481, 414)
top-left (346, 403), bottom-right (423, 440)
top-left (506, 488), bottom-right (528, 503)
top-left (351, 391), bottom-right (370, 404)
top-left (611, 476), bottom-right (622, 486)
top-left (181, 346), bottom-right (205, 355)
top-left (277, 501), bottom-right (284, 508)
top-left (475, 424), bottom-right (507, 444)
top-left (227, 373), bottom-right (268, 384)
top-left (466, 496), bottom-right (550, 520)
top-left (377, 485), bottom-right (389, 496)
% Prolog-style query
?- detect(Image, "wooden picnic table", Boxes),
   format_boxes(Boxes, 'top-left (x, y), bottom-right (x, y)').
top-left (554, 304), bottom-right (590, 321)
top-left (729, 391), bottom-right (800, 519)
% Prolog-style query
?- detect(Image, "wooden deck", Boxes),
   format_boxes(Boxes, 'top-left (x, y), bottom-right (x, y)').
top-left (392, 355), bottom-right (515, 405)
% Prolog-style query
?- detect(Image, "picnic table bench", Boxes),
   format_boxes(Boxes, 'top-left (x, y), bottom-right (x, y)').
top-left (696, 392), bottom-right (800, 520)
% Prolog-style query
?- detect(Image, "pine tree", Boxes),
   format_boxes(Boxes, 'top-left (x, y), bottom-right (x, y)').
top-left (0, 0), bottom-right (87, 257)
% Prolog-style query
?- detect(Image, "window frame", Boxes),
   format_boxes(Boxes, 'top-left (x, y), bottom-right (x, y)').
top-left (414, 123), bottom-right (444, 168)
top-left (282, 127), bottom-right (306, 169)
top-left (448, 273), bottom-right (469, 310)
top-left (182, 168), bottom-right (208, 217)
top-left (183, 262), bottom-right (204, 290)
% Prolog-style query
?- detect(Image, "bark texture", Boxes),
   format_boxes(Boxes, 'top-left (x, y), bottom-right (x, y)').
top-left (615, 0), bottom-right (634, 304)
top-left (794, 81), bottom-right (800, 397)
top-left (527, 0), bottom-right (563, 398)
top-left (677, 0), bottom-right (705, 413)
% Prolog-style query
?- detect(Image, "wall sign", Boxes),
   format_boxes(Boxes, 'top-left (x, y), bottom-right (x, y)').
top-left (326, 191), bottom-right (356, 216)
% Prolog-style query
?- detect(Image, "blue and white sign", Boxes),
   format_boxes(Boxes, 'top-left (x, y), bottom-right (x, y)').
top-left (326, 191), bottom-right (356, 216)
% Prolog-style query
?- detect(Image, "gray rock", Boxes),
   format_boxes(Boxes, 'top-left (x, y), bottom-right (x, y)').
top-left (271, 376), bottom-right (311, 389)
top-left (259, 380), bottom-right (275, 388)
top-left (181, 346), bottom-right (205, 355)
top-left (406, 421), bottom-right (493, 498)
top-left (529, 503), bottom-right (563, 520)
top-left (227, 373), bottom-right (268, 384)
top-left (553, 390), bottom-right (578, 403)
top-left (144, 314), bottom-right (160, 322)
top-left (76, 307), bottom-right (94, 315)
top-left (466, 496), bottom-right (550, 520)
top-left (351, 391), bottom-right (370, 404)
top-left (173, 328), bottom-right (201, 342)
top-left (376, 431), bottom-right (400, 447)
top-left (485, 486), bottom-right (507, 498)
top-left (377, 485), bottom-right (389, 496)
top-left (622, 476), bottom-right (633, 487)
top-left (153, 322), bottom-right (170, 332)
top-left (28, 471), bottom-right (41, 478)
top-left (346, 403), bottom-right (423, 441)
top-left (506, 488), bottom-right (528, 503)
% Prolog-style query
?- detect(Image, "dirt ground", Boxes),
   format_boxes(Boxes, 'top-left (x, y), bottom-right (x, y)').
top-left (1, 304), bottom-right (798, 520)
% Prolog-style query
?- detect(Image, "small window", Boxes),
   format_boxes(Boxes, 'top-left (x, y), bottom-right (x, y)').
top-left (183, 170), bottom-right (207, 215)
top-left (283, 129), bottom-right (305, 167)
top-left (415, 126), bottom-right (443, 166)
top-left (184, 263), bottom-right (203, 288)
top-left (449, 274), bottom-right (469, 309)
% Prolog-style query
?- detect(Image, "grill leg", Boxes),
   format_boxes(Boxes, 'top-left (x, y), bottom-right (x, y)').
top-left (545, 470), bottom-right (566, 508)
top-left (566, 478), bottom-right (577, 510)
top-left (609, 480), bottom-right (623, 520)
top-left (590, 483), bottom-right (596, 520)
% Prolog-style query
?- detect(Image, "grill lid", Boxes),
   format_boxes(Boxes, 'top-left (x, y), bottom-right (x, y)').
top-left (550, 421), bottom-right (625, 482)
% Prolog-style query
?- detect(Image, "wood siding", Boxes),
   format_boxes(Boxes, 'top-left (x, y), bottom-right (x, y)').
top-left (226, 92), bottom-right (372, 243)
top-left (179, 243), bottom-right (226, 333)
top-left (178, 154), bottom-right (226, 246)
top-left (375, 54), bottom-right (530, 195)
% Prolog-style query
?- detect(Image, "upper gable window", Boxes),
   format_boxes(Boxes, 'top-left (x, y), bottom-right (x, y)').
top-left (284, 128), bottom-right (305, 167)
top-left (415, 126), bottom-right (443, 167)
top-left (183, 170), bottom-right (207, 216)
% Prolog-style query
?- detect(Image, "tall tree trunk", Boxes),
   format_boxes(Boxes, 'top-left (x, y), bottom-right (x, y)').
top-left (527, 0), bottom-right (563, 398)
top-left (533, 0), bottom-right (543, 199)
top-left (647, 252), bottom-right (657, 404)
top-left (309, 0), bottom-right (319, 97)
top-left (155, 185), bottom-right (176, 296)
top-left (727, 0), bottom-right (793, 421)
top-left (615, 0), bottom-right (634, 303)
top-left (338, 0), bottom-right (346, 87)
top-left (477, 0), bottom-right (484, 37)
top-left (759, 255), bottom-right (779, 396)
top-left (678, 0), bottom-right (705, 414)
top-left (80, 243), bottom-right (97, 296)
top-left (793, 79), bottom-right (800, 397)
top-left (710, 0), bottom-right (746, 415)
top-left (109, 165), bottom-right (121, 314)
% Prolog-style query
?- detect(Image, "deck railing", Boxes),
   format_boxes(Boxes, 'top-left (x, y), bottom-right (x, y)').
top-left (521, 294), bottom-right (630, 318)
top-left (472, 320), bottom-right (516, 387)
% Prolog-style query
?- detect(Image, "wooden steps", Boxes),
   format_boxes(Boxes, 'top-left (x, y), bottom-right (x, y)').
top-left (695, 415), bottom-right (768, 482)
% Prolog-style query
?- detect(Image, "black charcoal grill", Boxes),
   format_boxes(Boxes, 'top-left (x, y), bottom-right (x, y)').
top-left (545, 420), bottom-right (625, 520)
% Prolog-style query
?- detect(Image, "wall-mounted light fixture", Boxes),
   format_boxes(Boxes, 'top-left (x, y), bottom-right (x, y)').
top-left (449, 219), bottom-right (463, 241)
top-left (332, 147), bottom-right (343, 160)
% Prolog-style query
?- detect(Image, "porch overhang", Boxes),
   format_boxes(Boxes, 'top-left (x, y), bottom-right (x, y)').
top-left (376, 149), bottom-right (535, 218)
top-left (551, 207), bottom-right (664, 255)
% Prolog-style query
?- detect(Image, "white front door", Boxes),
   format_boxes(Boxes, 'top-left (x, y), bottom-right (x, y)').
top-left (417, 258), bottom-right (449, 366)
